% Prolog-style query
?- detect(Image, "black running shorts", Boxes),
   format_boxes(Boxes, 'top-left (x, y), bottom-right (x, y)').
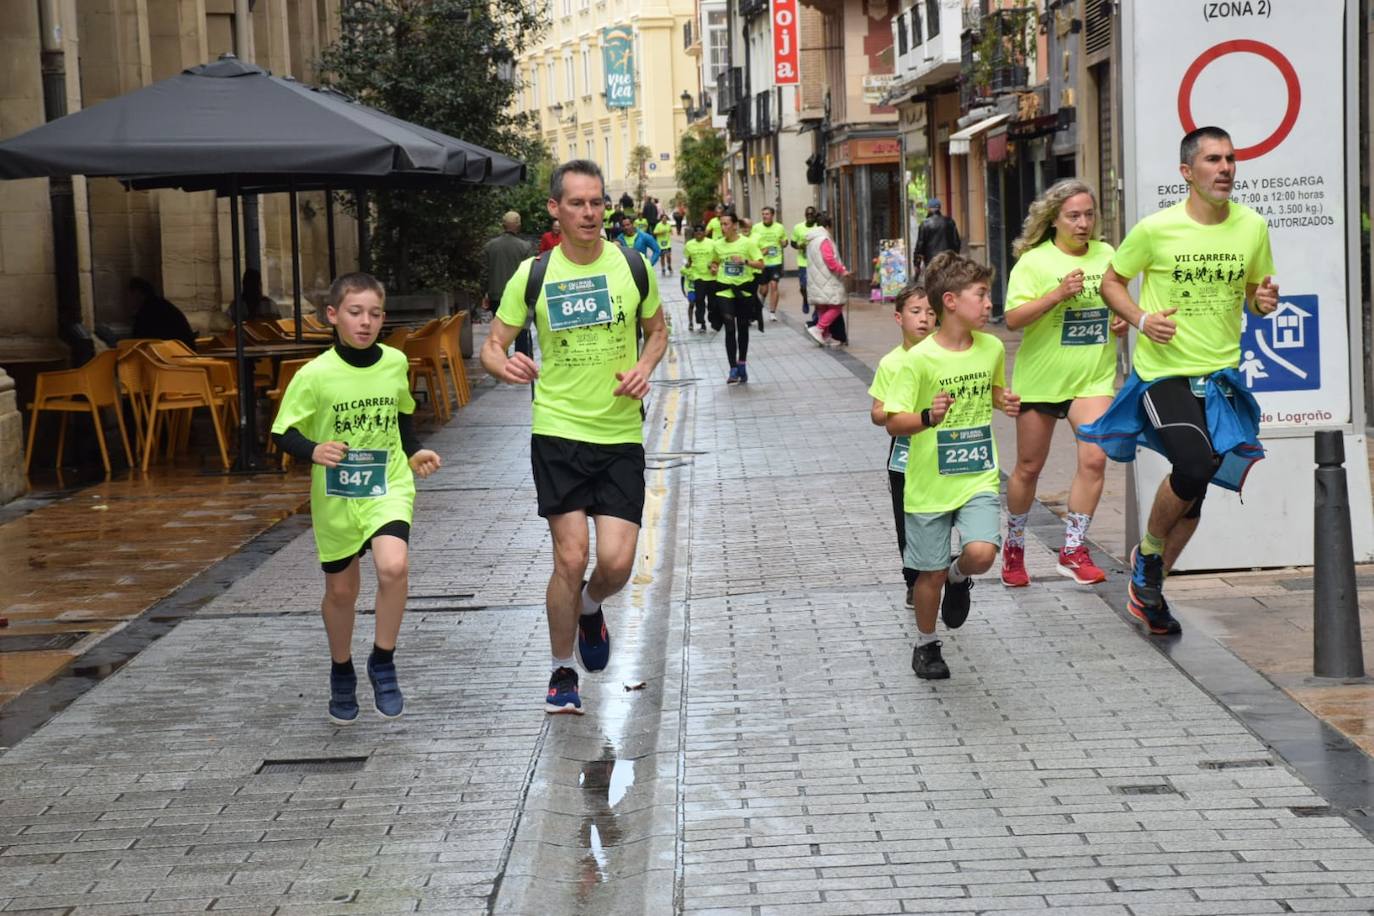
top-left (321, 520), bottom-right (411, 574)
top-left (759, 265), bottom-right (783, 285)
top-left (1023, 399), bottom-right (1073, 419)
top-left (531, 434), bottom-right (646, 525)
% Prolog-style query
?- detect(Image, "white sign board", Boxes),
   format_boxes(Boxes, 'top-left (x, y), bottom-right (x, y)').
top-left (1121, 0), bottom-right (1373, 568)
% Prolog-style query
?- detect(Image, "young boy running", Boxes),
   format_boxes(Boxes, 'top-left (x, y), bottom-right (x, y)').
top-left (885, 252), bottom-right (1020, 679)
top-left (684, 224), bottom-right (715, 332)
top-left (868, 284), bottom-right (936, 609)
top-left (654, 215), bottom-right (674, 275)
top-left (271, 272), bottom-right (442, 724)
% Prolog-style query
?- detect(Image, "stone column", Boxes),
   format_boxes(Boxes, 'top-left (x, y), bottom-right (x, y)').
top-left (0, 368), bottom-right (25, 503)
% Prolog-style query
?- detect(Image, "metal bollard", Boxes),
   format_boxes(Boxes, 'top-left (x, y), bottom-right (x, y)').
top-left (1313, 429), bottom-right (1366, 678)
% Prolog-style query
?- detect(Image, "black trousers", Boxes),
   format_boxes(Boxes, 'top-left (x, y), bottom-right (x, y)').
top-left (720, 294), bottom-right (751, 366)
top-left (889, 462), bottom-right (918, 587)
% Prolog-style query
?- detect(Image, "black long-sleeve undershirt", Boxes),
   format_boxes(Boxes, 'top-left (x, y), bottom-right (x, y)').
top-left (270, 342), bottom-right (423, 461)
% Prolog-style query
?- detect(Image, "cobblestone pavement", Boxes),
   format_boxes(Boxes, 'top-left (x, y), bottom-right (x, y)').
top-left (2, 267), bottom-right (1374, 914)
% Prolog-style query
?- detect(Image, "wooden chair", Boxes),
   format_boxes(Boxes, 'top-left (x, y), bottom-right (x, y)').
top-left (139, 352), bottom-right (231, 471)
top-left (403, 322), bottom-right (451, 423)
top-left (437, 311), bottom-right (471, 408)
top-left (25, 350), bottom-right (133, 476)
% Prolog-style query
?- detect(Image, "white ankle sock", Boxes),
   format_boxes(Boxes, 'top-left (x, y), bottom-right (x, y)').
top-left (551, 655), bottom-right (576, 672)
top-left (916, 631), bottom-right (939, 647)
top-left (580, 583), bottom-right (600, 616)
top-left (947, 556), bottom-right (968, 584)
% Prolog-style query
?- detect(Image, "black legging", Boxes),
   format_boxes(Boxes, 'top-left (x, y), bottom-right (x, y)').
top-left (1141, 376), bottom-right (1219, 519)
top-left (719, 292), bottom-right (750, 366)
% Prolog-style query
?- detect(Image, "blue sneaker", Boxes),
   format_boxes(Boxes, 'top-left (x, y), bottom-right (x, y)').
top-left (328, 663), bottom-right (358, 726)
top-left (577, 603), bottom-right (612, 673)
top-left (1128, 545), bottom-right (1180, 635)
top-left (726, 365), bottom-right (741, 385)
top-left (366, 653), bottom-right (405, 719)
top-left (736, 362), bottom-right (748, 384)
top-left (546, 666), bottom-right (584, 715)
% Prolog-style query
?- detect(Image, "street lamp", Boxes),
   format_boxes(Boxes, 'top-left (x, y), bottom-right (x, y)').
top-left (681, 90), bottom-right (693, 110)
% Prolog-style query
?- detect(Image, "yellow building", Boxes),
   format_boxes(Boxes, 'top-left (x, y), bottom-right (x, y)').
top-left (517, 0), bottom-right (700, 204)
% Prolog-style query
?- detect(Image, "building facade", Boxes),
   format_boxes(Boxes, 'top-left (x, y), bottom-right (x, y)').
top-left (0, 0), bottom-right (357, 501)
top-left (518, 0), bottom-right (699, 206)
top-left (887, 0), bottom-right (1120, 311)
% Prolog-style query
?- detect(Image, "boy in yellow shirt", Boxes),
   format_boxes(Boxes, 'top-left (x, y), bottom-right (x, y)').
top-left (884, 253), bottom-right (1020, 679)
top-left (868, 285), bottom-right (936, 609)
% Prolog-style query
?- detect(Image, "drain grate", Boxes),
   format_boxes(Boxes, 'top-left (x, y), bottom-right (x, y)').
top-left (0, 632), bottom-right (89, 653)
top-left (256, 756), bottom-right (368, 775)
top-left (1289, 806), bottom-right (1333, 817)
top-left (361, 604), bottom-right (482, 615)
top-left (1199, 759), bottom-right (1274, 770)
top-left (1111, 783), bottom-right (1178, 796)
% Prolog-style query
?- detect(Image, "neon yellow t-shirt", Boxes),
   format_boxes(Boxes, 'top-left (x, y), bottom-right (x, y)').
top-left (706, 216), bottom-right (722, 240)
top-left (868, 344), bottom-right (909, 406)
top-left (1006, 238), bottom-right (1118, 402)
top-left (684, 238), bottom-right (715, 281)
top-left (885, 332), bottom-right (1007, 514)
top-left (633, 217), bottom-right (649, 232)
top-left (711, 235), bottom-right (763, 296)
top-left (1111, 201), bottom-right (1275, 382)
top-left (654, 221), bottom-right (673, 247)
top-left (792, 221), bottom-right (811, 267)
top-left (751, 221), bottom-right (788, 267)
top-left (271, 345), bottom-right (418, 563)
top-left (495, 244), bottom-right (662, 445)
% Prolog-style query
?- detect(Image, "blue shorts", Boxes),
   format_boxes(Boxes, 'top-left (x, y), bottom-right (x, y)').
top-left (797, 266), bottom-right (807, 287)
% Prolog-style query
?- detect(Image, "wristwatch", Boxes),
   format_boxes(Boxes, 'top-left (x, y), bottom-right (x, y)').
top-left (920, 408), bottom-right (934, 428)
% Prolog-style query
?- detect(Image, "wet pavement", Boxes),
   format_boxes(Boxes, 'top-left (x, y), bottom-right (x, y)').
top-left (0, 467), bottom-right (308, 712)
top-left (0, 261), bottom-right (1373, 913)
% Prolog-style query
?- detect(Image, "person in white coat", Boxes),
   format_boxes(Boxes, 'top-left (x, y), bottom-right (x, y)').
top-left (804, 213), bottom-right (850, 347)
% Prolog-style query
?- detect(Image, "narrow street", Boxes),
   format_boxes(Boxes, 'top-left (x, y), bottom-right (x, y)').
top-left (2, 278), bottom-right (1374, 916)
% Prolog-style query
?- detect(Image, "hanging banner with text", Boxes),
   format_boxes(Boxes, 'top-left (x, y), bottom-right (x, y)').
top-left (1128, 0), bottom-right (1348, 428)
top-left (602, 26), bottom-right (636, 109)
top-left (771, 0), bottom-right (800, 85)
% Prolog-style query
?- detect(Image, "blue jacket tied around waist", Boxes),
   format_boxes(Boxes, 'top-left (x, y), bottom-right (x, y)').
top-left (1076, 367), bottom-right (1265, 493)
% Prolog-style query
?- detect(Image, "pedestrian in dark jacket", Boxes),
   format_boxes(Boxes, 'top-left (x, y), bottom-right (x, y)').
top-left (914, 198), bottom-right (961, 274)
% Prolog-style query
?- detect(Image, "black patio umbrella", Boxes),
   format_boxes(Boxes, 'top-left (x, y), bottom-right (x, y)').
top-left (0, 55), bottom-right (526, 472)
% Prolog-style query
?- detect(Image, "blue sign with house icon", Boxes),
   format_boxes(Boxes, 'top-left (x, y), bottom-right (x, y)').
top-left (1237, 295), bottom-right (1321, 392)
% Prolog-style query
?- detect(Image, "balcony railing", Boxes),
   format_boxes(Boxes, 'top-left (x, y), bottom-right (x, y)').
top-left (960, 6), bottom-right (1035, 109)
top-left (754, 90), bottom-right (772, 136)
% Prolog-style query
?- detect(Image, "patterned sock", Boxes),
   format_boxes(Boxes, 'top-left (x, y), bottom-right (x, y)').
top-left (1140, 532), bottom-right (1166, 556)
top-left (1064, 512), bottom-right (1092, 550)
top-left (1006, 511), bottom-right (1029, 548)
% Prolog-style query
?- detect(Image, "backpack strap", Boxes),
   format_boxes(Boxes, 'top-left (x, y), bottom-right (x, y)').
top-left (522, 251), bottom-right (551, 322)
top-left (618, 242), bottom-right (650, 308)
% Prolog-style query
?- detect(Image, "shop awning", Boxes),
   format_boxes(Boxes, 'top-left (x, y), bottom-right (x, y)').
top-left (948, 113), bottom-right (1011, 156)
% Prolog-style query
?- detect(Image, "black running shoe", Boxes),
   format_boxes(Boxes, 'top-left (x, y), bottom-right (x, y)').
top-left (1127, 545), bottom-right (1181, 635)
top-left (941, 577), bottom-right (973, 629)
top-left (904, 584), bottom-right (914, 609)
top-left (912, 641), bottom-right (950, 679)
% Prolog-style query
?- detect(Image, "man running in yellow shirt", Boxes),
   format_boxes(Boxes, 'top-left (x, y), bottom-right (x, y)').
top-left (1082, 126), bottom-right (1278, 636)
